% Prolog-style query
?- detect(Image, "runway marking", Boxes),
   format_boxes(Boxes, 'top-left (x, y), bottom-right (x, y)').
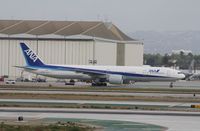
top-left (168, 102), bottom-right (188, 107)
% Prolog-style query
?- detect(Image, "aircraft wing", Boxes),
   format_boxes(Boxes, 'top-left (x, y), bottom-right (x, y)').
top-left (74, 68), bottom-right (107, 77)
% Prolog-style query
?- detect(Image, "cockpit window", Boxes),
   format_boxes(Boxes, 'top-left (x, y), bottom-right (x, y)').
top-left (178, 72), bottom-right (183, 74)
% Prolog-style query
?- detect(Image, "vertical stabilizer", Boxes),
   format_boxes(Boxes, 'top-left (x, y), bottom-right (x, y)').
top-left (20, 43), bottom-right (44, 66)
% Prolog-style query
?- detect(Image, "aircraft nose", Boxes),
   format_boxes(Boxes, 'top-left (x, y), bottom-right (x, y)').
top-left (179, 74), bottom-right (185, 79)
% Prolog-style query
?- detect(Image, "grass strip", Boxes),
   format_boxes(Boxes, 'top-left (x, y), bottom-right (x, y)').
top-left (0, 121), bottom-right (93, 131)
top-left (0, 93), bottom-right (199, 102)
top-left (1, 85), bottom-right (200, 94)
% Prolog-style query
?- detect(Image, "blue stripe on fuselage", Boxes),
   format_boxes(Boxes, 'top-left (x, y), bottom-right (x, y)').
top-left (27, 64), bottom-right (171, 78)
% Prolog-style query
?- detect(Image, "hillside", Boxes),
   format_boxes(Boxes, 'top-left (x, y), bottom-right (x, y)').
top-left (130, 31), bottom-right (200, 54)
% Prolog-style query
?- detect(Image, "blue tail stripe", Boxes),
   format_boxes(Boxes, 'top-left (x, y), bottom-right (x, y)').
top-left (20, 43), bottom-right (44, 66)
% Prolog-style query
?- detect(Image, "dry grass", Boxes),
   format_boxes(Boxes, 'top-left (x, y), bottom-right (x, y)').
top-left (0, 121), bottom-right (93, 131)
top-left (1, 84), bottom-right (200, 94)
top-left (0, 93), bottom-right (199, 102)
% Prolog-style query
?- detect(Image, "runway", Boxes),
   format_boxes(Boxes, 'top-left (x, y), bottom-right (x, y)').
top-left (0, 81), bottom-right (200, 130)
top-left (135, 81), bottom-right (200, 88)
top-left (1, 107), bottom-right (200, 131)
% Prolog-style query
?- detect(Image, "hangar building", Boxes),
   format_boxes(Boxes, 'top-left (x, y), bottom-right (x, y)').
top-left (0, 20), bottom-right (143, 78)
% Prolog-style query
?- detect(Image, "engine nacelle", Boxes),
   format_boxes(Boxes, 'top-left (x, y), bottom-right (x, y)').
top-left (107, 74), bottom-right (124, 84)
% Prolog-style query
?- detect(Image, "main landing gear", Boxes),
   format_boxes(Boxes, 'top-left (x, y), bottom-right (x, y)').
top-left (65, 79), bottom-right (75, 85)
top-left (91, 82), bottom-right (107, 86)
top-left (169, 82), bottom-right (173, 88)
top-left (91, 79), bottom-right (107, 86)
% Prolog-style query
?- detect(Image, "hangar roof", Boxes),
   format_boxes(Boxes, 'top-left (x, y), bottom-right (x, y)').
top-left (0, 20), bottom-right (134, 41)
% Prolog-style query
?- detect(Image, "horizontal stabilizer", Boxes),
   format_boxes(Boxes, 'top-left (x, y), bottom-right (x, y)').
top-left (14, 66), bottom-right (37, 70)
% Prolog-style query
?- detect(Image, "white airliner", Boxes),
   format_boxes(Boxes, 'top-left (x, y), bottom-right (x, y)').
top-left (16, 43), bottom-right (185, 86)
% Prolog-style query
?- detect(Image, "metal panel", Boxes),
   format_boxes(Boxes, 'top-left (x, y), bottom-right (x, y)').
top-left (85, 41), bottom-right (94, 65)
top-left (125, 43), bottom-right (143, 66)
top-left (0, 20), bottom-right (134, 41)
top-left (37, 40), bottom-right (94, 65)
top-left (116, 43), bottom-right (125, 66)
top-left (95, 41), bottom-right (117, 65)
top-left (65, 41), bottom-right (93, 65)
top-left (0, 40), bottom-right (9, 76)
top-left (65, 41), bottom-right (73, 64)
top-left (38, 40), bottom-right (65, 64)
top-left (1, 38), bottom-right (140, 78)
top-left (0, 39), bottom-right (41, 78)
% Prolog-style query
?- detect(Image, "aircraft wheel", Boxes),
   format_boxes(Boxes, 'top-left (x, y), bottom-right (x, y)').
top-left (91, 82), bottom-right (107, 86)
top-left (103, 83), bottom-right (107, 86)
top-left (169, 82), bottom-right (173, 88)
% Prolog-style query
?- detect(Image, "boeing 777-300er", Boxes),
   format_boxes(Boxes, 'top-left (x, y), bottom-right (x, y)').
top-left (16, 43), bottom-right (185, 86)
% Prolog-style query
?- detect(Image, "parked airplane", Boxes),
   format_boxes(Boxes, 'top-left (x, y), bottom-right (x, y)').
top-left (181, 59), bottom-right (200, 81)
top-left (16, 43), bottom-right (185, 86)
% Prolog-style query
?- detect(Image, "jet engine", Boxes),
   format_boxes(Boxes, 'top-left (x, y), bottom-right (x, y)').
top-left (107, 74), bottom-right (124, 84)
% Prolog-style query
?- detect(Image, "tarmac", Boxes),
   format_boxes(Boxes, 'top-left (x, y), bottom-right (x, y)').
top-left (1, 80), bottom-right (200, 88)
top-left (0, 107), bottom-right (200, 131)
top-left (0, 80), bottom-right (200, 130)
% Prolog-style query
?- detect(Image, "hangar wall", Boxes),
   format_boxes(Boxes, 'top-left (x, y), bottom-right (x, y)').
top-left (0, 38), bottom-right (143, 79)
top-left (37, 40), bottom-right (94, 65)
top-left (95, 40), bottom-right (117, 65)
top-left (125, 42), bottom-right (143, 66)
top-left (0, 40), bottom-right (9, 77)
top-left (0, 20), bottom-right (144, 79)
top-left (0, 39), bottom-right (95, 78)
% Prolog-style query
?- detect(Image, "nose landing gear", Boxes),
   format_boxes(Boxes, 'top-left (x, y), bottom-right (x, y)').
top-left (169, 82), bottom-right (173, 88)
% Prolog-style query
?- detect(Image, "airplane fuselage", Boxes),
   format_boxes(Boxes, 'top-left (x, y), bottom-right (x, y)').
top-left (25, 64), bottom-right (185, 82)
top-left (18, 43), bottom-right (185, 85)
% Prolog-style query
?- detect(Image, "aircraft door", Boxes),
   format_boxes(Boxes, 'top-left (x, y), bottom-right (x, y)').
top-left (167, 70), bottom-right (171, 76)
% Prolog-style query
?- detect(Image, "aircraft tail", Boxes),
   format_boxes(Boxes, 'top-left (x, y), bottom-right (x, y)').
top-left (20, 42), bottom-right (45, 66)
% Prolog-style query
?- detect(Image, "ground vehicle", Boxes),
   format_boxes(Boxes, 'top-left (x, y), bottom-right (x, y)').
top-left (16, 77), bottom-right (24, 82)
top-left (6, 80), bottom-right (16, 84)
top-left (0, 77), bottom-right (4, 82)
top-left (32, 78), bottom-right (46, 82)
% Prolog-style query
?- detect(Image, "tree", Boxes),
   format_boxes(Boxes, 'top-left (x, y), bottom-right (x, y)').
top-left (144, 52), bottom-right (200, 69)
top-left (162, 54), bottom-right (169, 66)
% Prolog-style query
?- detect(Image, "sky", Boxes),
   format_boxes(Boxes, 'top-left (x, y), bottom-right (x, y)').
top-left (0, 0), bottom-right (200, 33)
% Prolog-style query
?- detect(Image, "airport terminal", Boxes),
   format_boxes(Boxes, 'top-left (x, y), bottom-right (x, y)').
top-left (0, 20), bottom-right (143, 79)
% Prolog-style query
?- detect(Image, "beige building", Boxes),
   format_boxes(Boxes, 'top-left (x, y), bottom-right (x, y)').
top-left (0, 20), bottom-right (143, 78)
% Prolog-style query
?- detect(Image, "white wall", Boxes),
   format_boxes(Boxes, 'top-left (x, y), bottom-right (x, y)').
top-left (0, 39), bottom-right (94, 78)
top-left (125, 42), bottom-right (143, 66)
top-left (0, 39), bottom-right (143, 78)
top-left (95, 41), bottom-right (117, 65)
top-left (38, 40), bottom-right (65, 64)
top-left (0, 39), bottom-right (38, 78)
top-left (9, 40), bottom-right (37, 78)
top-left (0, 40), bottom-right (9, 76)
top-left (37, 40), bottom-right (93, 65)
top-left (65, 41), bottom-right (93, 65)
